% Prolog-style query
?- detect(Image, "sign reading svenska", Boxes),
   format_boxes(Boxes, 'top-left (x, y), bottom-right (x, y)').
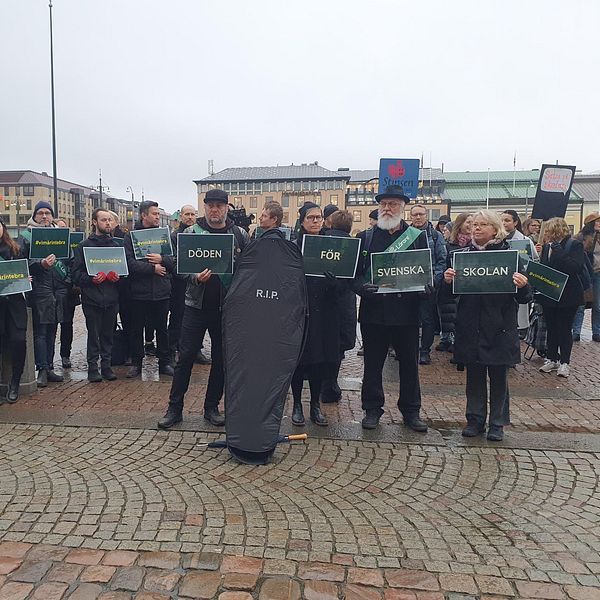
top-left (452, 250), bottom-right (519, 295)
top-left (177, 233), bottom-right (234, 275)
top-left (371, 248), bottom-right (433, 293)
top-left (29, 227), bottom-right (70, 259)
top-left (130, 227), bottom-right (173, 260)
top-left (301, 235), bottom-right (361, 279)
top-left (378, 158), bottom-right (421, 199)
top-left (525, 261), bottom-right (568, 302)
top-left (83, 247), bottom-right (129, 277)
top-left (0, 259), bottom-right (31, 296)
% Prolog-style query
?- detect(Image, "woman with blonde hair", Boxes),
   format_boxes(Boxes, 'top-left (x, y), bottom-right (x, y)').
top-left (442, 210), bottom-right (531, 441)
top-left (522, 218), bottom-right (541, 244)
top-left (536, 218), bottom-right (585, 377)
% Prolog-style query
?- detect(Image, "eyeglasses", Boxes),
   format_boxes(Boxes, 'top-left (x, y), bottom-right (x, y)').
top-left (411, 212), bottom-right (427, 217)
top-left (472, 222), bottom-right (493, 229)
top-left (305, 215), bottom-right (323, 222)
top-left (379, 201), bottom-right (402, 209)
top-left (37, 211), bottom-right (52, 216)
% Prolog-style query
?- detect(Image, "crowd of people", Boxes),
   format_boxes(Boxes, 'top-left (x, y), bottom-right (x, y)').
top-left (0, 189), bottom-right (598, 443)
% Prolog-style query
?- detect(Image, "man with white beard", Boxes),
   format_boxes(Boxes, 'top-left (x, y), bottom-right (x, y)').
top-left (353, 185), bottom-right (429, 431)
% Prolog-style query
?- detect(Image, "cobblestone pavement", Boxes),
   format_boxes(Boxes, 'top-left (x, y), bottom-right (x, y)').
top-left (0, 425), bottom-right (599, 599)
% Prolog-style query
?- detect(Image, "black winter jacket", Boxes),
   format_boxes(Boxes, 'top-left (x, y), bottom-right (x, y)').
top-left (437, 240), bottom-right (468, 335)
top-left (124, 224), bottom-right (175, 302)
top-left (440, 240), bottom-right (532, 366)
top-left (0, 243), bottom-right (28, 332)
top-left (71, 234), bottom-right (121, 308)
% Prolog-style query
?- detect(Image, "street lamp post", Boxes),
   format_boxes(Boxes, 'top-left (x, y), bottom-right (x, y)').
top-left (49, 0), bottom-right (59, 218)
top-left (524, 184), bottom-right (536, 218)
top-left (126, 186), bottom-right (135, 203)
top-left (11, 199), bottom-right (26, 237)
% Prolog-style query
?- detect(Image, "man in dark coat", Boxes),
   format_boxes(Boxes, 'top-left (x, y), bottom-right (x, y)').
top-left (18, 201), bottom-right (65, 387)
top-left (124, 201), bottom-right (175, 377)
top-left (158, 189), bottom-right (249, 429)
top-left (353, 186), bottom-right (429, 431)
top-left (71, 208), bottom-right (121, 382)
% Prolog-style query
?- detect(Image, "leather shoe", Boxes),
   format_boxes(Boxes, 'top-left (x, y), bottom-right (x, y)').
top-left (291, 403), bottom-right (305, 426)
top-left (127, 364), bottom-right (142, 378)
top-left (204, 408), bottom-right (225, 426)
top-left (405, 417), bottom-right (428, 432)
top-left (310, 406), bottom-right (328, 426)
top-left (101, 368), bottom-right (117, 381)
top-left (158, 409), bottom-right (182, 429)
top-left (419, 351), bottom-right (431, 365)
top-left (462, 422), bottom-right (485, 437)
top-left (36, 369), bottom-right (48, 388)
top-left (361, 410), bottom-right (381, 430)
top-left (61, 356), bottom-right (72, 369)
top-left (6, 379), bottom-right (20, 404)
top-left (47, 370), bottom-right (64, 383)
top-left (487, 426), bottom-right (504, 441)
top-left (195, 351), bottom-right (212, 365)
top-left (159, 364), bottom-right (175, 377)
top-left (88, 369), bottom-right (102, 383)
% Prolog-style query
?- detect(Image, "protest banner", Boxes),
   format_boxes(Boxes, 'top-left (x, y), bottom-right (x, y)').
top-left (526, 261), bottom-right (568, 302)
top-left (531, 164), bottom-right (576, 220)
top-left (177, 233), bottom-right (234, 275)
top-left (83, 247), bottom-right (129, 276)
top-left (130, 227), bottom-right (173, 259)
top-left (29, 227), bottom-right (70, 259)
top-left (0, 259), bottom-right (31, 296)
top-left (453, 250), bottom-right (519, 294)
top-left (371, 248), bottom-right (433, 293)
top-left (69, 232), bottom-right (84, 258)
top-left (378, 158), bottom-right (421, 198)
top-left (301, 235), bottom-right (361, 278)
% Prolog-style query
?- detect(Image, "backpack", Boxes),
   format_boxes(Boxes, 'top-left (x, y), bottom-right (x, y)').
top-left (524, 303), bottom-right (547, 360)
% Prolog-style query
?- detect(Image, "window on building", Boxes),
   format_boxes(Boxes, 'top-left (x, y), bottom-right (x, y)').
top-left (326, 181), bottom-right (334, 190)
top-left (286, 182), bottom-right (293, 191)
top-left (278, 182), bottom-right (285, 191)
top-left (1, 215), bottom-right (9, 225)
top-left (23, 186), bottom-right (34, 196)
top-left (330, 195), bottom-right (338, 206)
top-left (3, 186), bottom-right (9, 196)
top-left (302, 181), bottom-right (310, 191)
top-left (283, 211), bottom-right (289, 223)
top-left (293, 181), bottom-right (301, 192)
top-left (234, 196), bottom-right (242, 206)
top-left (352, 210), bottom-right (362, 222)
top-left (26, 199), bottom-right (32, 211)
top-left (265, 196), bottom-right (273, 202)
top-left (250, 197), bottom-right (257, 208)
top-left (334, 181), bottom-right (343, 190)
top-left (282, 195), bottom-right (289, 208)
top-left (297, 197), bottom-right (304, 207)
top-left (431, 209), bottom-right (441, 221)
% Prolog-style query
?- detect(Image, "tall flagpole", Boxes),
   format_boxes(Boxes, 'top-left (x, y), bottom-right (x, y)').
top-left (49, 0), bottom-right (59, 217)
top-left (486, 168), bottom-right (490, 210)
top-left (512, 151), bottom-right (516, 195)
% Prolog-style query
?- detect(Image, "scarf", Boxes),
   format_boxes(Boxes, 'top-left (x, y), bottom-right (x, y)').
top-left (472, 239), bottom-right (501, 251)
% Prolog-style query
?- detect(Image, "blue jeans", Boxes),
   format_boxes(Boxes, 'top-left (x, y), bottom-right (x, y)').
top-left (572, 271), bottom-right (600, 336)
top-left (32, 311), bottom-right (58, 371)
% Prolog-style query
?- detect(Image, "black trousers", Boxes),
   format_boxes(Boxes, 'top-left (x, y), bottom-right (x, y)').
top-left (418, 298), bottom-right (436, 353)
top-left (82, 304), bottom-right (119, 369)
top-left (321, 359), bottom-right (342, 401)
top-left (60, 302), bottom-right (76, 358)
top-left (465, 364), bottom-right (510, 428)
top-left (118, 287), bottom-right (132, 359)
top-left (130, 299), bottom-right (170, 364)
top-left (167, 290), bottom-right (186, 356)
top-left (0, 313), bottom-right (26, 380)
top-left (543, 305), bottom-right (578, 364)
top-left (168, 306), bottom-right (223, 412)
top-left (360, 323), bottom-right (421, 419)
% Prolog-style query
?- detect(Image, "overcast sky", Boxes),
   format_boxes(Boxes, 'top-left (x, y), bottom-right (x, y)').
top-left (2, 0), bottom-right (599, 212)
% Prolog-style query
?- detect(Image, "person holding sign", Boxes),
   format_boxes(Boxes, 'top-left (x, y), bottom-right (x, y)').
top-left (72, 209), bottom-right (123, 383)
top-left (536, 218), bottom-right (585, 378)
top-left (0, 218), bottom-right (31, 403)
top-left (353, 185), bottom-right (429, 432)
top-left (442, 211), bottom-right (531, 442)
top-left (18, 201), bottom-right (65, 388)
top-left (124, 201), bottom-right (176, 378)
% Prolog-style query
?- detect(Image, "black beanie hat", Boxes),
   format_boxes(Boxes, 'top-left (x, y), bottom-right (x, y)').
top-left (298, 202), bottom-right (320, 222)
top-left (33, 200), bottom-right (55, 218)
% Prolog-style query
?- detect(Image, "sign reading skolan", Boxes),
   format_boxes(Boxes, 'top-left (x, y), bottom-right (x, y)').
top-left (378, 158), bottom-right (421, 199)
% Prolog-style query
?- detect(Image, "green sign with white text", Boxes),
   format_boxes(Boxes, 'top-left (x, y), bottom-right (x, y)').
top-left (130, 227), bottom-right (173, 260)
top-left (0, 259), bottom-right (31, 296)
top-left (453, 250), bottom-right (519, 294)
top-left (83, 247), bottom-right (129, 276)
top-left (301, 234), bottom-right (361, 278)
top-left (176, 233), bottom-right (234, 275)
top-left (371, 248), bottom-right (433, 293)
top-left (29, 227), bottom-right (70, 259)
top-left (526, 261), bottom-right (568, 302)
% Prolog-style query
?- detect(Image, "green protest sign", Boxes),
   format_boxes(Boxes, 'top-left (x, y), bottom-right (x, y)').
top-left (130, 227), bottom-right (173, 260)
top-left (69, 232), bottom-right (84, 258)
top-left (29, 227), bottom-right (70, 259)
top-left (453, 250), bottom-right (518, 294)
top-left (176, 233), bottom-right (234, 275)
top-left (526, 261), bottom-right (568, 302)
top-left (301, 234), bottom-right (361, 279)
top-left (0, 259), bottom-right (31, 296)
top-left (83, 247), bottom-right (129, 276)
top-left (371, 248), bottom-right (433, 293)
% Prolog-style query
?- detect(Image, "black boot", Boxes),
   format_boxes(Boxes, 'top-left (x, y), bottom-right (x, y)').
top-left (36, 369), bottom-right (48, 388)
top-left (204, 407), bottom-right (225, 426)
top-left (87, 366), bottom-right (102, 383)
top-left (47, 370), bottom-right (64, 383)
top-left (310, 400), bottom-right (328, 427)
top-left (127, 362), bottom-right (142, 378)
top-left (158, 408), bottom-right (183, 429)
top-left (61, 356), bottom-right (72, 369)
top-left (159, 363), bottom-right (174, 376)
top-left (101, 367), bottom-right (117, 381)
top-left (6, 376), bottom-right (21, 404)
top-left (291, 400), bottom-right (305, 426)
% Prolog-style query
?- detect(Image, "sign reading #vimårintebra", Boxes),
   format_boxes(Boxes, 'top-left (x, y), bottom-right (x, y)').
top-left (371, 248), bottom-right (433, 293)
top-left (130, 227), bottom-right (173, 260)
top-left (525, 260), bottom-right (568, 302)
top-left (69, 232), bottom-right (84, 258)
top-left (177, 233), bottom-right (234, 275)
top-left (29, 227), bottom-right (70, 259)
top-left (301, 235), bottom-right (361, 279)
top-left (0, 259), bottom-right (31, 296)
top-left (83, 247), bottom-right (129, 276)
top-left (453, 250), bottom-right (518, 294)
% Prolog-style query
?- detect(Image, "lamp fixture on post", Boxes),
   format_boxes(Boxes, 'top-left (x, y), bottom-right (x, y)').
top-left (524, 184), bottom-right (536, 218)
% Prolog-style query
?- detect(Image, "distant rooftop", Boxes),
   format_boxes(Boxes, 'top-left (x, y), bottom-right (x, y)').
top-left (197, 163), bottom-right (350, 183)
top-left (0, 170), bottom-right (95, 194)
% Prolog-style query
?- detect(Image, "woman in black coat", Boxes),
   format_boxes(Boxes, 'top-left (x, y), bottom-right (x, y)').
top-left (291, 203), bottom-right (341, 427)
top-left (442, 210), bottom-right (531, 442)
top-left (0, 219), bottom-right (30, 403)
top-left (535, 218), bottom-right (585, 378)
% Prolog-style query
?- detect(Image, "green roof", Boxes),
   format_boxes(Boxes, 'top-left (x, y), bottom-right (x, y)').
top-left (444, 181), bottom-right (582, 204)
top-left (444, 170), bottom-right (541, 183)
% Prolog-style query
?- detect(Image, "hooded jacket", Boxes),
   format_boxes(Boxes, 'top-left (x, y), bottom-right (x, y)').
top-left (0, 242), bottom-right (28, 332)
